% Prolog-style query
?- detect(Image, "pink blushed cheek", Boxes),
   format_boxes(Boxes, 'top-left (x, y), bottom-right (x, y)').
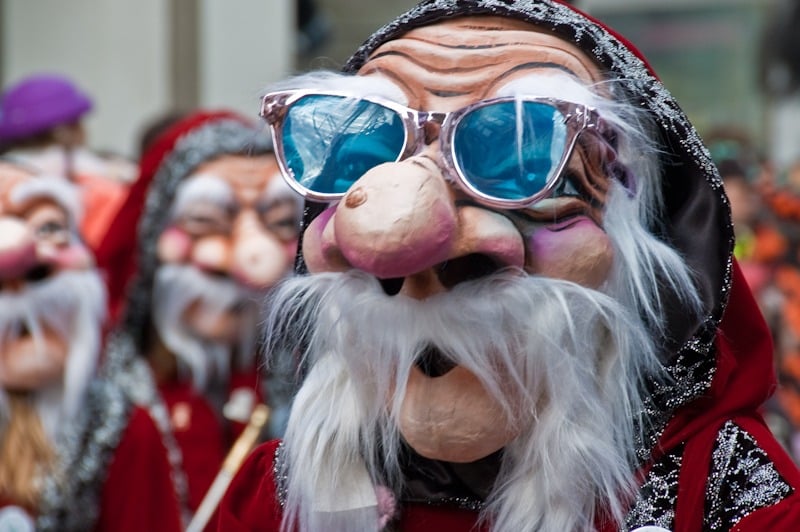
top-left (527, 227), bottom-right (562, 260)
top-left (157, 226), bottom-right (192, 264)
top-left (526, 217), bottom-right (613, 288)
top-left (310, 206), bottom-right (335, 246)
top-left (301, 205), bottom-right (345, 273)
top-left (48, 244), bottom-right (94, 270)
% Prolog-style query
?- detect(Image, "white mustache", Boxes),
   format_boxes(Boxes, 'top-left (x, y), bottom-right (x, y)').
top-left (264, 272), bottom-right (650, 386)
top-left (0, 270), bottom-right (105, 347)
top-left (266, 269), bottom-right (659, 421)
top-left (0, 269), bottom-right (106, 437)
top-left (152, 263), bottom-right (260, 390)
top-left (153, 263), bottom-right (253, 316)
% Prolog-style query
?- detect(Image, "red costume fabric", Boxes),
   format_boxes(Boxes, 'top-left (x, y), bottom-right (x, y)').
top-left (217, 440), bottom-right (492, 532)
top-left (743, 183), bottom-right (800, 459)
top-left (619, 261), bottom-right (800, 531)
top-left (159, 379), bottom-right (227, 513)
top-left (160, 370), bottom-right (262, 512)
top-left (94, 406), bottom-right (183, 532)
top-left (75, 171), bottom-right (129, 252)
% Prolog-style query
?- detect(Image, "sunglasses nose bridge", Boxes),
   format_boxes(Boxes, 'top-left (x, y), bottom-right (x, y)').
top-left (415, 111), bottom-right (447, 146)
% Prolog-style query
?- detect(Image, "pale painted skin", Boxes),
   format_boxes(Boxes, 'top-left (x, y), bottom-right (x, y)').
top-left (0, 163), bottom-right (94, 389)
top-left (302, 17), bottom-right (616, 462)
top-left (155, 154), bottom-right (299, 344)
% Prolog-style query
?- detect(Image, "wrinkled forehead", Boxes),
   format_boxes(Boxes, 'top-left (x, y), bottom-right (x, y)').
top-left (174, 153), bottom-right (295, 211)
top-left (357, 16), bottom-right (603, 105)
top-left (189, 154), bottom-right (280, 190)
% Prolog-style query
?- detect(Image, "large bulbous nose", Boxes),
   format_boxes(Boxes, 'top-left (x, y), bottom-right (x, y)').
top-left (0, 217), bottom-right (38, 282)
top-left (327, 159), bottom-right (458, 279)
top-left (230, 210), bottom-right (290, 288)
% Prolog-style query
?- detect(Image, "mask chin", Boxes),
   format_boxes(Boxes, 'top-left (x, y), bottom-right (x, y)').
top-left (0, 331), bottom-right (68, 391)
top-left (182, 300), bottom-right (241, 344)
top-left (398, 365), bottom-right (519, 463)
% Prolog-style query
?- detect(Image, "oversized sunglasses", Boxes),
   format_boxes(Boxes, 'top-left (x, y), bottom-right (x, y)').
top-left (260, 90), bottom-right (601, 209)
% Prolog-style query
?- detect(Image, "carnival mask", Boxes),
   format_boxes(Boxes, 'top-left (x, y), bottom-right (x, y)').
top-left (152, 154), bottom-right (300, 387)
top-left (0, 162), bottom-right (104, 407)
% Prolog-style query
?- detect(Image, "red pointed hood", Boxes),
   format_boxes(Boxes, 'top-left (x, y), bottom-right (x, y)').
top-left (94, 110), bottom-right (251, 324)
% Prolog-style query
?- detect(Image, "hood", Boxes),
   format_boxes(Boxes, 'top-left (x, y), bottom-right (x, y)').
top-left (305, 0), bottom-right (771, 463)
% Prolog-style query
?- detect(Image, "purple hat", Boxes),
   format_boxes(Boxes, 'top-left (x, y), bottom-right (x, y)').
top-left (0, 74), bottom-right (93, 142)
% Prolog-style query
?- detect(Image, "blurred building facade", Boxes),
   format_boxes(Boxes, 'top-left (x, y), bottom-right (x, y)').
top-left (0, 0), bottom-right (294, 158)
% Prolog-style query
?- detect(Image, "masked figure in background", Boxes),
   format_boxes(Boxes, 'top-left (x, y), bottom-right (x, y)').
top-left (0, 74), bottom-right (133, 251)
top-left (217, 1), bottom-right (800, 531)
top-left (0, 161), bottom-right (181, 531)
top-left (98, 111), bottom-right (301, 517)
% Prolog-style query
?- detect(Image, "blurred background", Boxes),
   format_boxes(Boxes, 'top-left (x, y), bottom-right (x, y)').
top-left (0, 0), bottom-right (797, 168)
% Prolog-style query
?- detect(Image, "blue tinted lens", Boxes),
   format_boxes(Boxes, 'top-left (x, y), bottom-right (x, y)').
top-left (453, 101), bottom-right (568, 201)
top-left (282, 95), bottom-right (406, 195)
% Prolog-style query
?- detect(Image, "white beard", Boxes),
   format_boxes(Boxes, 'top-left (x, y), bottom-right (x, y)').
top-left (264, 269), bottom-right (664, 532)
top-left (0, 270), bottom-right (106, 441)
top-left (152, 263), bottom-right (260, 391)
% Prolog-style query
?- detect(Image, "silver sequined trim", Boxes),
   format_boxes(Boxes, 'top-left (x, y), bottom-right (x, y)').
top-left (704, 421), bottom-right (793, 529)
top-left (274, 441), bottom-right (288, 507)
top-left (625, 445), bottom-right (683, 531)
top-left (36, 380), bottom-right (133, 531)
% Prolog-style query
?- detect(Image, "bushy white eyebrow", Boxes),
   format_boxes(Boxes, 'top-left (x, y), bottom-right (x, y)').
top-left (263, 71), bottom-right (408, 104)
top-left (496, 73), bottom-right (599, 106)
top-left (172, 173), bottom-right (235, 216)
top-left (261, 171), bottom-right (302, 208)
top-left (9, 175), bottom-right (82, 222)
